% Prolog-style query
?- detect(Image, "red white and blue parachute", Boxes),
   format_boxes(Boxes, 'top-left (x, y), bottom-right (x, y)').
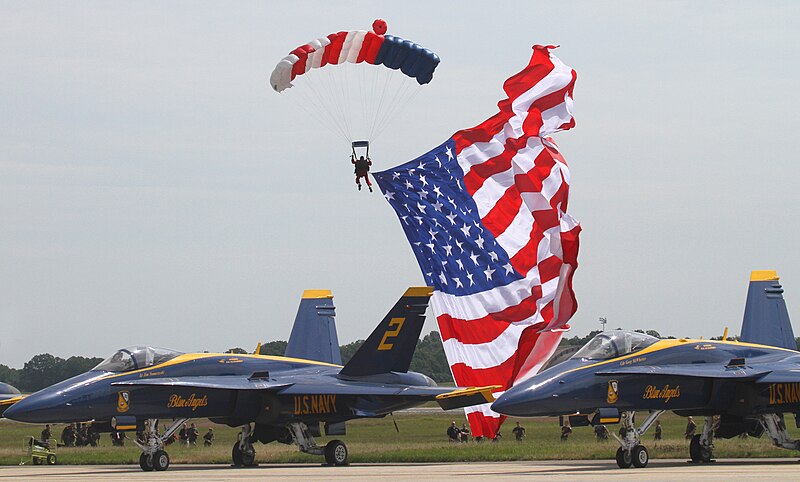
top-left (270, 19), bottom-right (440, 92)
top-left (270, 20), bottom-right (440, 146)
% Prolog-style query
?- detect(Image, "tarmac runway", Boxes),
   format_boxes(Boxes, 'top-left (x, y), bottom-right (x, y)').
top-left (1, 459), bottom-right (799, 481)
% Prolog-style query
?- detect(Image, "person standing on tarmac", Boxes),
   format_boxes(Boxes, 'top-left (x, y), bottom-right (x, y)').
top-left (684, 416), bottom-right (697, 439)
top-left (188, 423), bottom-right (199, 446)
top-left (352, 155), bottom-right (373, 192)
top-left (203, 428), bottom-right (215, 447)
top-left (447, 421), bottom-right (461, 442)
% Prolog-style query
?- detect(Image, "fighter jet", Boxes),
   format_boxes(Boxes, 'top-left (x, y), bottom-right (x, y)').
top-left (5, 287), bottom-right (496, 471)
top-left (0, 382), bottom-right (24, 417)
top-left (492, 270), bottom-right (799, 469)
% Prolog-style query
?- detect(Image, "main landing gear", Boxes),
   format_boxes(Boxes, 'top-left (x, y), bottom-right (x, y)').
top-left (289, 422), bottom-right (349, 466)
top-left (689, 416), bottom-right (716, 463)
top-left (611, 410), bottom-right (664, 469)
top-left (135, 418), bottom-right (189, 472)
top-left (760, 413), bottom-right (800, 451)
top-left (232, 424), bottom-right (257, 467)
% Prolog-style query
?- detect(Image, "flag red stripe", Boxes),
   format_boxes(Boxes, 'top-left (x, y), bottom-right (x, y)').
top-left (466, 412), bottom-right (505, 440)
top-left (480, 188), bottom-right (522, 239)
top-left (452, 45), bottom-right (556, 152)
top-left (437, 296), bottom-right (547, 344)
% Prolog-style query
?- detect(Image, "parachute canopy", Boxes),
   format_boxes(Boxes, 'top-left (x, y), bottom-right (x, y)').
top-left (269, 20), bottom-right (440, 146)
top-left (270, 21), bottom-right (440, 93)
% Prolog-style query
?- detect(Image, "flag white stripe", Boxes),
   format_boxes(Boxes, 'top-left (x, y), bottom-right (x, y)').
top-left (494, 201), bottom-right (535, 259)
top-left (471, 167), bottom-right (514, 219)
top-left (464, 401), bottom-right (502, 418)
top-left (442, 324), bottom-right (526, 370)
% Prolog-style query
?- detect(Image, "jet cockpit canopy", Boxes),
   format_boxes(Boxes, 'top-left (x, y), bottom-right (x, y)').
top-left (571, 330), bottom-right (659, 361)
top-left (94, 346), bottom-right (183, 372)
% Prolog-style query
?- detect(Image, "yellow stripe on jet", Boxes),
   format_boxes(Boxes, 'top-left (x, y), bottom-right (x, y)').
top-left (436, 385), bottom-right (501, 401)
top-left (0, 395), bottom-right (25, 406)
top-left (561, 338), bottom-right (799, 378)
top-left (436, 385), bottom-right (501, 410)
top-left (99, 352), bottom-right (343, 381)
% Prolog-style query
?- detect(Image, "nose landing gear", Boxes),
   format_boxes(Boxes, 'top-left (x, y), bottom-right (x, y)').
top-left (135, 418), bottom-right (189, 472)
top-left (611, 410), bottom-right (664, 469)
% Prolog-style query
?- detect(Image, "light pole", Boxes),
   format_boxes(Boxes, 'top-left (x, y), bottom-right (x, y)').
top-left (599, 317), bottom-right (607, 331)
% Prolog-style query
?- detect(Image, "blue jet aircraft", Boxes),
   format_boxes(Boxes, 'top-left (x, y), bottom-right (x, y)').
top-left (5, 287), bottom-right (495, 471)
top-left (493, 270), bottom-right (799, 468)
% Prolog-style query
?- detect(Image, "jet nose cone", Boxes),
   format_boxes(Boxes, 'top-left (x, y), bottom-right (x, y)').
top-left (492, 378), bottom-right (561, 417)
top-left (2, 391), bottom-right (65, 423)
top-left (492, 384), bottom-right (537, 417)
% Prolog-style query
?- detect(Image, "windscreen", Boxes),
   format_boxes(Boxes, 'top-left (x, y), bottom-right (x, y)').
top-left (572, 331), bottom-right (659, 361)
top-left (94, 346), bottom-right (183, 372)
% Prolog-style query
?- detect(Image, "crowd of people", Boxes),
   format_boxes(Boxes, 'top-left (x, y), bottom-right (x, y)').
top-left (36, 422), bottom-right (216, 448)
top-left (440, 416), bottom-right (707, 444)
top-left (446, 421), bottom-right (529, 443)
top-left (57, 423), bottom-right (101, 447)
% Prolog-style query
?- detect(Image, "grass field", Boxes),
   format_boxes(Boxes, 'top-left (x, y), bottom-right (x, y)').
top-left (3, 411), bottom-right (800, 466)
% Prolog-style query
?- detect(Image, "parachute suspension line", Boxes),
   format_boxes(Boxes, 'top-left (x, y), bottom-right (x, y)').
top-left (357, 63), bottom-right (369, 136)
top-left (323, 65), bottom-right (353, 141)
top-left (339, 63), bottom-right (354, 141)
top-left (294, 87), bottom-right (350, 144)
top-left (373, 75), bottom-right (412, 138)
top-left (370, 71), bottom-right (422, 143)
top-left (368, 65), bottom-right (397, 142)
top-left (372, 84), bottom-right (423, 143)
top-left (296, 75), bottom-right (351, 143)
top-left (364, 63), bottom-right (384, 142)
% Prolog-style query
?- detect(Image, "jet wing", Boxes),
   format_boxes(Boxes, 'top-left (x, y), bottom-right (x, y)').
top-left (111, 376), bottom-right (293, 391)
top-left (752, 370), bottom-right (800, 384)
top-left (595, 365), bottom-right (772, 379)
top-left (0, 395), bottom-right (26, 418)
top-left (280, 382), bottom-right (499, 410)
top-left (111, 377), bottom-right (497, 410)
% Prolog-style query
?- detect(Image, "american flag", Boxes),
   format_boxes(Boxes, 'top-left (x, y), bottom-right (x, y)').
top-left (373, 45), bottom-right (580, 438)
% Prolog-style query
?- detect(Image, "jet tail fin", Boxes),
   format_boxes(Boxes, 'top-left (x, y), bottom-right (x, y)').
top-left (284, 290), bottom-right (342, 365)
top-left (740, 270), bottom-right (796, 351)
top-left (339, 287), bottom-right (433, 377)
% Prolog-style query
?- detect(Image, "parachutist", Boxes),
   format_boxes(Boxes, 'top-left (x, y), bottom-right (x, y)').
top-left (352, 155), bottom-right (373, 192)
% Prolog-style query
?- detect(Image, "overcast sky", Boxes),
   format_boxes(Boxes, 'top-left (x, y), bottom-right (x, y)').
top-left (1, 1), bottom-right (798, 368)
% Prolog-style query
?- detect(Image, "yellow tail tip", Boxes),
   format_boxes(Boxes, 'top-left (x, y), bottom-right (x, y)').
top-left (751, 270), bottom-right (779, 281)
top-left (302, 289), bottom-right (333, 299)
top-left (403, 286), bottom-right (434, 297)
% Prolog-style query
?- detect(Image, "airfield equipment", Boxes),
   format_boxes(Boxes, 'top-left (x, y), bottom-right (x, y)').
top-left (22, 436), bottom-right (56, 466)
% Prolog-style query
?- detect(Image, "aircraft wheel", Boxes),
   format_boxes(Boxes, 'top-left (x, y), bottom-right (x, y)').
top-left (139, 453), bottom-right (154, 472)
top-left (153, 450), bottom-right (170, 471)
top-left (47, 454), bottom-right (56, 465)
top-left (689, 434), bottom-right (702, 462)
top-left (324, 440), bottom-right (348, 466)
top-left (232, 442), bottom-right (243, 466)
top-left (632, 445), bottom-right (648, 468)
top-left (700, 444), bottom-right (713, 462)
top-left (615, 447), bottom-right (632, 468)
top-left (232, 441), bottom-right (256, 467)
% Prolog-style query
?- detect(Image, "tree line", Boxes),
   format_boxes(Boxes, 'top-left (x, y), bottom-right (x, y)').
top-left (0, 354), bottom-right (103, 393)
